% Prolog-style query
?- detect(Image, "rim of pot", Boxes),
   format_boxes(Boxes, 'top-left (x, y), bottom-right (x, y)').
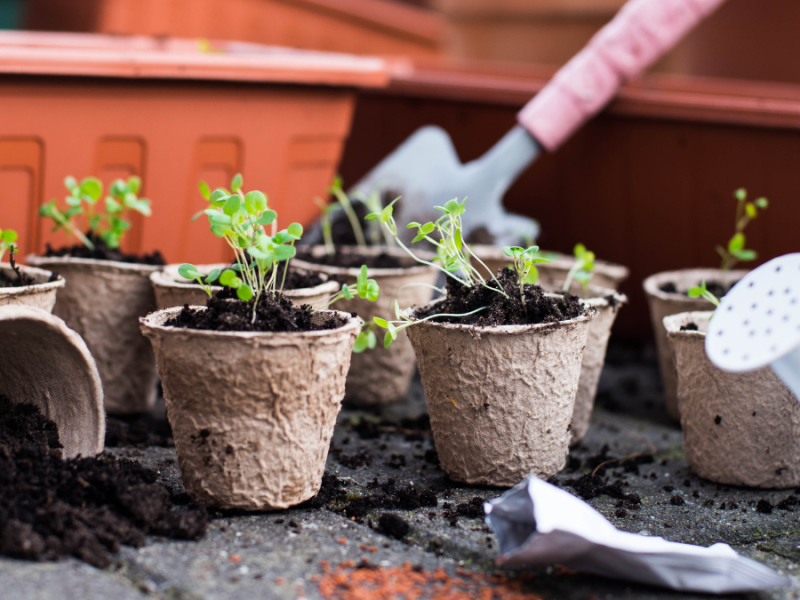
top-left (140, 305), bottom-right (363, 340)
top-left (540, 280), bottom-right (627, 308)
top-left (0, 263), bottom-right (65, 293)
top-left (293, 245), bottom-right (437, 278)
top-left (404, 295), bottom-right (594, 334)
top-left (643, 268), bottom-right (749, 303)
top-left (151, 264), bottom-right (340, 300)
top-left (27, 254), bottom-right (163, 275)
top-left (468, 245), bottom-right (630, 282)
top-left (663, 310), bottom-right (714, 338)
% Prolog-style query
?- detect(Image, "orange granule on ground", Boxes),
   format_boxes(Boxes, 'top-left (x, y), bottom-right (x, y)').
top-left (318, 561), bottom-right (541, 600)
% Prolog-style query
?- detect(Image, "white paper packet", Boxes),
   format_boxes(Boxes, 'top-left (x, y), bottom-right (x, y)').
top-left (484, 476), bottom-right (790, 594)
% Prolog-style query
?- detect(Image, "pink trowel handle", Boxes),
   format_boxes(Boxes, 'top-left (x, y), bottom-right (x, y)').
top-left (517, 0), bottom-right (727, 152)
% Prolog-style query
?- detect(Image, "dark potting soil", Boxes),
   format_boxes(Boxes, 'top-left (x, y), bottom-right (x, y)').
top-left (198, 262), bottom-right (323, 293)
top-left (680, 322), bottom-right (699, 332)
top-left (0, 395), bottom-right (206, 568)
top-left (0, 249), bottom-right (38, 288)
top-left (375, 513), bottom-right (409, 540)
top-left (165, 293), bottom-right (349, 333)
top-left (416, 267), bottom-right (585, 327)
top-left (44, 233), bottom-right (166, 266)
top-left (105, 414), bottom-right (174, 449)
top-left (296, 249), bottom-right (413, 270)
top-left (659, 280), bottom-right (731, 298)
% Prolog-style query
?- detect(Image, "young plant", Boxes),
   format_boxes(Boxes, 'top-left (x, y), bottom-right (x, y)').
top-left (313, 196), bottom-right (336, 256)
top-left (716, 188), bottom-right (768, 272)
top-left (0, 228), bottom-right (17, 263)
top-left (329, 176), bottom-right (366, 249)
top-left (373, 299), bottom-right (488, 348)
top-left (39, 176), bottom-right (151, 250)
top-left (356, 189), bottom-right (395, 247)
top-left (688, 280), bottom-right (720, 308)
top-left (562, 243), bottom-right (596, 293)
top-left (502, 245), bottom-right (550, 300)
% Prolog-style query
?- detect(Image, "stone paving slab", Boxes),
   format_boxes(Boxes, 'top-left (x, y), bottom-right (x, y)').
top-left (2, 343), bottom-right (800, 599)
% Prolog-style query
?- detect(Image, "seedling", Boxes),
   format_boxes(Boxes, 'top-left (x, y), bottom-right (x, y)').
top-left (716, 188), bottom-right (768, 272)
top-left (185, 174), bottom-right (380, 329)
top-left (562, 243), bottom-right (595, 293)
top-left (329, 176), bottom-right (366, 249)
top-left (39, 176), bottom-right (152, 250)
top-left (502, 245), bottom-right (550, 297)
top-left (687, 280), bottom-right (720, 308)
top-left (0, 228), bottom-right (17, 263)
top-left (373, 299), bottom-right (487, 348)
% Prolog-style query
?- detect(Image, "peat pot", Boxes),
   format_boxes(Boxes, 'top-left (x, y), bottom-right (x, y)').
top-left (0, 263), bottom-right (64, 312)
top-left (150, 264), bottom-right (339, 310)
top-left (0, 305), bottom-right (104, 458)
top-left (407, 300), bottom-right (593, 486)
top-left (140, 307), bottom-right (360, 510)
top-left (293, 246), bottom-right (438, 405)
top-left (469, 245), bottom-right (630, 291)
top-left (644, 269), bottom-right (747, 420)
top-left (665, 312), bottom-right (800, 488)
top-left (27, 255), bottom-right (161, 415)
top-left (539, 282), bottom-right (626, 445)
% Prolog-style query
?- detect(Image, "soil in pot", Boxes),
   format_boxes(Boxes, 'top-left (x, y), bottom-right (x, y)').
top-left (417, 267), bottom-right (585, 326)
top-left (44, 232), bottom-right (166, 266)
top-left (0, 252), bottom-right (35, 288)
top-left (659, 281), bottom-right (732, 297)
top-left (295, 249), bottom-right (412, 270)
top-left (194, 261), bottom-right (324, 291)
top-left (0, 395), bottom-right (207, 568)
top-left (165, 293), bottom-right (348, 332)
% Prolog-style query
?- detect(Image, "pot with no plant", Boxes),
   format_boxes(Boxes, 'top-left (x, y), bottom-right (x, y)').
top-left (644, 188), bottom-right (766, 420)
top-left (0, 228), bottom-right (64, 312)
top-left (291, 179), bottom-right (439, 405)
top-left (665, 310), bottom-right (800, 488)
top-left (371, 199), bottom-right (593, 487)
top-left (141, 179), bottom-right (379, 510)
top-left (28, 176), bottom-right (165, 415)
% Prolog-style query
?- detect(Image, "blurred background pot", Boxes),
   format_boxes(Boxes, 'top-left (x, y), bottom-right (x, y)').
top-left (0, 305), bottom-right (104, 458)
top-left (28, 255), bottom-right (160, 415)
top-left (665, 311), bottom-right (800, 488)
top-left (293, 246), bottom-right (438, 405)
top-left (141, 307), bottom-right (360, 510)
top-left (150, 264), bottom-right (339, 310)
top-left (644, 268), bottom-right (747, 420)
top-left (407, 300), bottom-right (592, 487)
top-left (0, 263), bottom-right (63, 312)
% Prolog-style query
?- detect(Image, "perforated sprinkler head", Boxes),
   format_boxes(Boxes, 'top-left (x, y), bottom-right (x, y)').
top-left (705, 253), bottom-right (800, 399)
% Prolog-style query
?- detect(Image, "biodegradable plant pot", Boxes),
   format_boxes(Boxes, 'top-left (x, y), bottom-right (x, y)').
top-left (469, 245), bottom-right (630, 291)
top-left (150, 263), bottom-right (339, 310)
top-left (665, 311), bottom-right (800, 488)
top-left (0, 305), bottom-right (104, 458)
top-left (406, 300), bottom-right (593, 486)
top-left (644, 268), bottom-right (748, 420)
top-left (140, 307), bottom-right (360, 510)
top-left (27, 255), bottom-right (161, 415)
top-left (293, 246), bottom-right (439, 405)
top-left (538, 281), bottom-right (626, 445)
top-left (0, 263), bottom-right (64, 312)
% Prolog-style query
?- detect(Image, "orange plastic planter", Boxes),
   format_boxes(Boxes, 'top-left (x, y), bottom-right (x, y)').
top-left (0, 32), bottom-right (387, 262)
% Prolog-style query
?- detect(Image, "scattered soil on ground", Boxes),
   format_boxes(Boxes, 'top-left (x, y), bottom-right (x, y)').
top-left (44, 233), bottom-right (166, 265)
top-left (346, 415), bottom-right (431, 442)
top-left (415, 267), bottom-right (585, 327)
top-left (0, 395), bottom-right (206, 568)
top-left (659, 280), bottom-right (732, 298)
top-left (165, 293), bottom-right (349, 333)
top-left (297, 249), bottom-right (413, 270)
top-left (105, 414), bottom-right (174, 448)
top-left (375, 513), bottom-right (409, 540)
top-left (566, 474), bottom-right (642, 507)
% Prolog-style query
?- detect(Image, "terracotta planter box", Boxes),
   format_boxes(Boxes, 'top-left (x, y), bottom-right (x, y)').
top-left (293, 246), bottom-right (438, 405)
top-left (150, 264), bottom-right (339, 310)
top-left (643, 268), bottom-right (747, 420)
top-left (0, 31), bottom-right (386, 265)
top-left (0, 263), bottom-right (64, 312)
top-left (665, 311), bottom-right (800, 488)
top-left (141, 307), bottom-right (360, 510)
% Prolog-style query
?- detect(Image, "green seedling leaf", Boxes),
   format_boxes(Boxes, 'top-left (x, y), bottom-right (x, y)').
top-left (443, 199), bottom-right (460, 214)
top-left (223, 195), bottom-right (241, 216)
top-left (247, 247), bottom-right (271, 261)
top-left (219, 269), bottom-right (238, 287)
top-left (127, 176), bottom-right (142, 194)
top-left (365, 280), bottom-right (379, 302)
top-left (210, 189), bottom-right (228, 207)
top-left (394, 299), bottom-right (402, 320)
top-left (734, 188), bottom-right (747, 201)
top-left (755, 197), bottom-right (768, 209)
top-left (373, 317), bottom-right (388, 328)
top-left (205, 268), bottom-right (221, 283)
top-left (728, 232), bottom-right (745, 253)
top-left (258, 210), bottom-right (277, 226)
top-left (80, 177), bottom-right (103, 202)
top-left (341, 284), bottom-right (353, 300)
top-left (64, 176), bottom-right (78, 192)
top-left (236, 284), bottom-right (254, 301)
top-left (0, 230), bottom-right (18, 244)
top-left (734, 249), bottom-right (757, 261)
top-left (273, 245), bottom-right (296, 262)
top-left (287, 222), bottom-right (303, 238)
top-left (406, 221), bottom-right (421, 229)
top-left (178, 263), bottom-right (201, 280)
top-left (231, 173), bottom-right (243, 193)
top-left (745, 203), bottom-right (757, 218)
top-left (244, 191), bottom-right (267, 215)
top-left (199, 181), bottom-right (211, 200)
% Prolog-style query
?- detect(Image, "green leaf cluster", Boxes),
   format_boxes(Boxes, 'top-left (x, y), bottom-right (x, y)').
top-left (688, 279), bottom-right (720, 308)
top-left (502, 245), bottom-right (550, 288)
top-left (716, 188), bottom-right (768, 272)
top-left (0, 228), bottom-right (17, 263)
top-left (39, 176), bottom-right (152, 250)
top-left (563, 243), bottom-right (596, 293)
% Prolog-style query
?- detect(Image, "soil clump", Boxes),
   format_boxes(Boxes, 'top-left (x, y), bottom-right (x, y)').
top-left (0, 395), bottom-right (206, 568)
top-left (296, 249), bottom-right (412, 270)
top-left (44, 232), bottom-right (166, 265)
top-left (205, 262), bottom-right (323, 293)
top-left (415, 267), bottom-right (585, 327)
top-left (105, 414), bottom-right (174, 448)
top-left (165, 293), bottom-right (348, 333)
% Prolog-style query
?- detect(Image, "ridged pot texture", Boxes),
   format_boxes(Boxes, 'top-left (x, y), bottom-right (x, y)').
top-left (28, 255), bottom-right (161, 415)
top-left (644, 269), bottom-right (747, 420)
top-left (293, 246), bottom-right (438, 406)
top-left (407, 301), bottom-right (593, 487)
top-left (665, 311), bottom-right (800, 488)
top-left (0, 305), bottom-right (104, 459)
top-left (141, 307), bottom-right (360, 510)
top-left (150, 263), bottom-right (339, 310)
top-left (0, 263), bottom-right (64, 312)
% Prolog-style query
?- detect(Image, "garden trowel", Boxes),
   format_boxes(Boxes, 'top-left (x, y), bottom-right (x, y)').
top-left (350, 0), bottom-right (728, 245)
